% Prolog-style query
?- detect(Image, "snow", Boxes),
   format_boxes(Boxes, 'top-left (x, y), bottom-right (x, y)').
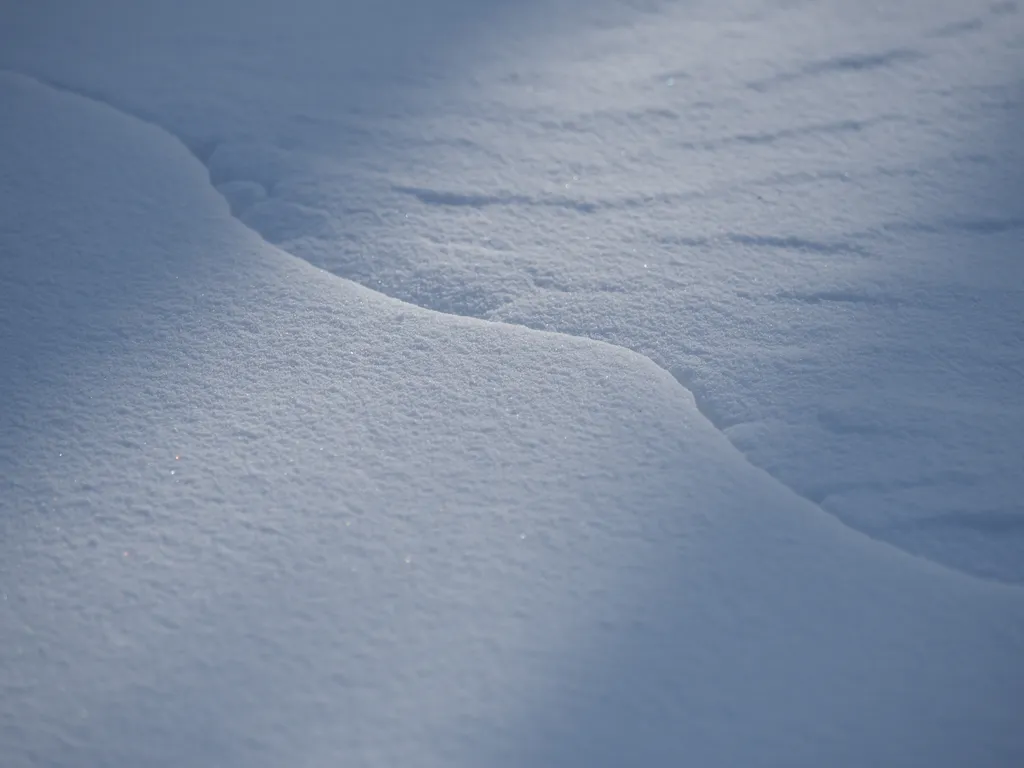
top-left (1, 1), bottom-right (1022, 765)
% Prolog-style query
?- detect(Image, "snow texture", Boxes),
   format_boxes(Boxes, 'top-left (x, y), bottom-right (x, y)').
top-left (1, 0), bottom-right (1022, 765)
top-left (4, 0), bottom-right (1022, 582)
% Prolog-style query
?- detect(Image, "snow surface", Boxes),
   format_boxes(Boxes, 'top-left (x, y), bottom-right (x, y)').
top-left (3, 0), bottom-right (1022, 582)
top-left (1, 0), bottom-right (1023, 765)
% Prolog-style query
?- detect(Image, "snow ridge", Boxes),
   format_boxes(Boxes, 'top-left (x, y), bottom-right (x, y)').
top-left (3, 47), bottom-right (1024, 768)
top-left (8, 67), bottom-right (1000, 587)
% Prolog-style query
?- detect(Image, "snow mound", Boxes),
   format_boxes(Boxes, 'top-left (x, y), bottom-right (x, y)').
top-left (1, 70), bottom-right (1023, 768)
top-left (2, 0), bottom-right (1020, 580)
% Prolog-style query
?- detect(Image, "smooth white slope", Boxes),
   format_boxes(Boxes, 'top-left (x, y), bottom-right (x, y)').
top-left (2, 71), bottom-right (1023, 768)
top-left (5, 0), bottom-right (1021, 582)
